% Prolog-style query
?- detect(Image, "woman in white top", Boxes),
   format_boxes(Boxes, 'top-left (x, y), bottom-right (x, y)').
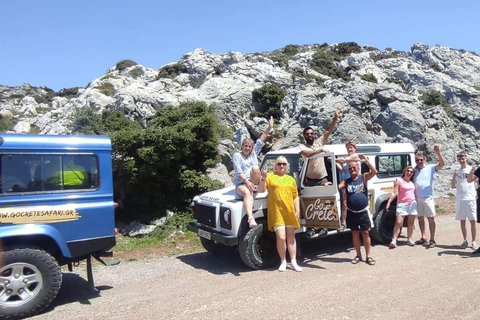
top-left (233, 116), bottom-right (273, 228)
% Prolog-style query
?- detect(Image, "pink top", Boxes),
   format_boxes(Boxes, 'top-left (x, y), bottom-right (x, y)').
top-left (397, 177), bottom-right (415, 203)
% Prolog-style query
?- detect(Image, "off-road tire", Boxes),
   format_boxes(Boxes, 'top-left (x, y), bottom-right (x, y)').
top-left (0, 248), bottom-right (62, 319)
top-left (238, 221), bottom-right (279, 270)
top-left (370, 205), bottom-right (397, 244)
top-left (200, 237), bottom-right (235, 255)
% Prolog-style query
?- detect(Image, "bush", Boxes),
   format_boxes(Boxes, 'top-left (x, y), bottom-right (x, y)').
top-left (309, 49), bottom-right (350, 81)
top-left (268, 44), bottom-right (301, 66)
top-left (333, 42), bottom-right (362, 56)
top-left (116, 59), bottom-right (138, 71)
top-left (156, 63), bottom-right (188, 80)
top-left (57, 87), bottom-right (80, 98)
top-left (34, 89), bottom-right (56, 105)
top-left (251, 84), bottom-right (287, 118)
top-left (385, 77), bottom-right (407, 91)
top-left (72, 102), bottom-right (225, 222)
top-left (419, 89), bottom-right (455, 117)
top-left (361, 73), bottom-right (378, 83)
top-left (128, 66), bottom-right (145, 79)
top-left (95, 82), bottom-right (116, 97)
top-left (291, 69), bottom-right (324, 86)
top-left (0, 117), bottom-right (17, 132)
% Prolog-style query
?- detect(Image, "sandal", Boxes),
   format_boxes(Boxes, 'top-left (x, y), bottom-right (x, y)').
top-left (366, 257), bottom-right (376, 266)
top-left (247, 216), bottom-right (257, 228)
top-left (428, 240), bottom-right (436, 248)
top-left (415, 238), bottom-right (427, 245)
top-left (351, 256), bottom-right (362, 264)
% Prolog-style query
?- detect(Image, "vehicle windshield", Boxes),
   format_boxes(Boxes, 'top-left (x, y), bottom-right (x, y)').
top-left (260, 154), bottom-right (303, 184)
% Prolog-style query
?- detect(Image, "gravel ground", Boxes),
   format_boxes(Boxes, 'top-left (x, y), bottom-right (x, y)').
top-left (31, 214), bottom-right (480, 320)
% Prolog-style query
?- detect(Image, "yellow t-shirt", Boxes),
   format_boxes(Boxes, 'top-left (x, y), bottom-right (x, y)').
top-left (265, 172), bottom-right (300, 232)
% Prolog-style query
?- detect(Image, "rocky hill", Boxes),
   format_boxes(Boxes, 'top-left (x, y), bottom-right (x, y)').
top-left (1, 42), bottom-right (479, 196)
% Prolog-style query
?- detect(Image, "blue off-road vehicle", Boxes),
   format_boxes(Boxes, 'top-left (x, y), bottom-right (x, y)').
top-left (0, 134), bottom-right (116, 319)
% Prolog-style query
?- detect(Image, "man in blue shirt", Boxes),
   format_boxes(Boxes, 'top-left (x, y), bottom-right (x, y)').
top-left (414, 145), bottom-right (445, 248)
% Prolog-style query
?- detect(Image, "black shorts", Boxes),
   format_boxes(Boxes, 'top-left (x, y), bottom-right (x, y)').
top-left (346, 209), bottom-right (372, 231)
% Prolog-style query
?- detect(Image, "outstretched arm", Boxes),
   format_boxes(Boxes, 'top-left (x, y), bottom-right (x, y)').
top-left (386, 181), bottom-right (399, 212)
top-left (434, 144), bottom-right (445, 171)
top-left (322, 107), bottom-right (342, 142)
top-left (360, 154), bottom-right (378, 182)
top-left (467, 163), bottom-right (478, 183)
top-left (259, 116), bottom-right (274, 142)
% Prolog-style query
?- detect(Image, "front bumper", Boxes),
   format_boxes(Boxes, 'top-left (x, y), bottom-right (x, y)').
top-left (187, 223), bottom-right (238, 246)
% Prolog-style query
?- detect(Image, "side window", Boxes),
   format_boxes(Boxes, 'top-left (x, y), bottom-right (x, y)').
top-left (376, 154), bottom-right (411, 178)
top-left (0, 154), bottom-right (99, 194)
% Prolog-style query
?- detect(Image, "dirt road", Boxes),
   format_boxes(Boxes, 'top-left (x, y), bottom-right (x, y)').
top-left (32, 215), bottom-right (480, 320)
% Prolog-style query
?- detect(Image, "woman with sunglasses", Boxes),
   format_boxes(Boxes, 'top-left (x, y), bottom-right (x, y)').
top-left (233, 116), bottom-right (274, 228)
top-left (386, 166), bottom-right (417, 248)
top-left (258, 156), bottom-right (302, 272)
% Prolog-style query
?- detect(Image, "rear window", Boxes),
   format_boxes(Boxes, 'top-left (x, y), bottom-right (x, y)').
top-left (0, 154), bottom-right (99, 194)
top-left (375, 154), bottom-right (412, 178)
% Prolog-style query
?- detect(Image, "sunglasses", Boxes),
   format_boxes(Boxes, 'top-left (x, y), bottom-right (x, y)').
top-left (276, 163), bottom-right (287, 166)
top-left (304, 132), bottom-right (315, 136)
top-left (406, 170), bottom-right (414, 173)
top-left (415, 159), bottom-right (424, 162)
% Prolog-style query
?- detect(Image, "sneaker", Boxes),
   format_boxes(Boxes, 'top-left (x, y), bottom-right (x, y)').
top-left (290, 260), bottom-right (303, 272)
top-left (406, 238), bottom-right (415, 246)
top-left (472, 241), bottom-right (479, 250)
top-left (389, 240), bottom-right (397, 249)
top-left (278, 260), bottom-right (287, 272)
top-left (460, 240), bottom-right (468, 249)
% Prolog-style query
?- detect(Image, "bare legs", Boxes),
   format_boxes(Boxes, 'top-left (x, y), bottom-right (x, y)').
top-left (236, 168), bottom-right (261, 227)
top-left (275, 227), bottom-right (301, 271)
top-left (460, 220), bottom-right (477, 243)
top-left (352, 230), bottom-right (371, 259)
top-left (418, 216), bottom-right (436, 242)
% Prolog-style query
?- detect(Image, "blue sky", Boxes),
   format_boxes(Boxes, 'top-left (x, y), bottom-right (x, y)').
top-left (1, 0), bottom-right (479, 91)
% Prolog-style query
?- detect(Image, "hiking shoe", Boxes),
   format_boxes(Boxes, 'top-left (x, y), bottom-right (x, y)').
top-left (406, 238), bottom-right (415, 246)
top-left (389, 240), bottom-right (397, 249)
top-left (460, 240), bottom-right (468, 249)
top-left (472, 241), bottom-right (479, 250)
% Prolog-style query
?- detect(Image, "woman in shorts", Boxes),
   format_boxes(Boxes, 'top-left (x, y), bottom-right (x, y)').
top-left (386, 166), bottom-right (417, 248)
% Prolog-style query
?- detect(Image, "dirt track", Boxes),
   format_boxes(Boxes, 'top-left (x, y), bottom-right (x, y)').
top-left (32, 215), bottom-right (480, 320)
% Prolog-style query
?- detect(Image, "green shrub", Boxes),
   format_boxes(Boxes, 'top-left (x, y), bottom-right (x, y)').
top-left (157, 63), bottom-right (188, 80)
top-left (116, 59), bottom-right (138, 71)
top-left (251, 84), bottom-right (287, 118)
top-left (268, 44), bottom-right (301, 66)
top-left (72, 102), bottom-right (225, 222)
top-left (291, 69), bottom-right (324, 86)
top-left (309, 49), bottom-right (350, 81)
top-left (385, 77), bottom-right (408, 91)
top-left (333, 42), bottom-right (362, 57)
top-left (34, 89), bottom-right (56, 105)
top-left (419, 89), bottom-right (455, 117)
top-left (369, 50), bottom-right (401, 62)
top-left (95, 82), bottom-right (116, 97)
top-left (361, 73), bottom-right (378, 83)
top-left (0, 117), bottom-right (17, 132)
top-left (128, 66), bottom-right (145, 79)
top-left (57, 87), bottom-right (80, 98)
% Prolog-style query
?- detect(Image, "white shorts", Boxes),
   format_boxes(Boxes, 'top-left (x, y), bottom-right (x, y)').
top-left (455, 199), bottom-right (477, 221)
top-left (396, 201), bottom-right (418, 217)
top-left (417, 197), bottom-right (436, 218)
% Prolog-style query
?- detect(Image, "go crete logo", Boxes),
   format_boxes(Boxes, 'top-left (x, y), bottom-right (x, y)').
top-left (0, 205), bottom-right (81, 224)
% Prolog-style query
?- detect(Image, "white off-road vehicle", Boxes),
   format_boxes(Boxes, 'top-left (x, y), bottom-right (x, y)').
top-left (188, 143), bottom-right (415, 269)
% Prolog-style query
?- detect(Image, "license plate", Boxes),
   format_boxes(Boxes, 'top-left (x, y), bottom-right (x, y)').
top-left (198, 229), bottom-right (211, 240)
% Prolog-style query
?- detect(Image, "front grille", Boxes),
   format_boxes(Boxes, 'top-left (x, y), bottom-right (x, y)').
top-left (194, 203), bottom-right (216, 227)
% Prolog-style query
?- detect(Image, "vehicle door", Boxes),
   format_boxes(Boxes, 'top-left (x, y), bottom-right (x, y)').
top-left (298, 152), bottom-right (341, 230)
